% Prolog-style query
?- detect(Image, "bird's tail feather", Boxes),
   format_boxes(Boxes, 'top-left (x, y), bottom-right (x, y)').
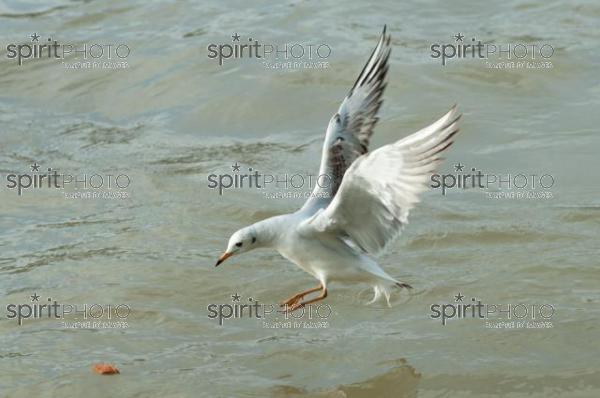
top-left (395, 282), bottom-right (413, 289)
top-left (368, 280), bottom-right (412, 307)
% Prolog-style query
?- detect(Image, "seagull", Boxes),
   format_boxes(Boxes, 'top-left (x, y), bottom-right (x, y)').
top-left (215, 25), bottom-right (461, 311)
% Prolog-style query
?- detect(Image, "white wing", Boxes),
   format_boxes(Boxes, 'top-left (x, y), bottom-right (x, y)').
top-left (302, 26), bottom-right (391, 213)
top-left (301, 106), bottom-right (461, 255)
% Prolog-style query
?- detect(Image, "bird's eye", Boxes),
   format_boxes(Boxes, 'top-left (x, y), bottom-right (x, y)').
top-left (252, 237), bottom-right (256, 244)
top-left (235, 242), bottom-right (243, 247)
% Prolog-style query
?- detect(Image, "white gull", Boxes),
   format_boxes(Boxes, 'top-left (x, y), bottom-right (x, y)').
top-left (216, 26), bottom-right (461, 311)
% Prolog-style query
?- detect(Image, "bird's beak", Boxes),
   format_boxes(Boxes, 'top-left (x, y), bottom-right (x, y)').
top-left (215, 252), bottom-right (233, 267)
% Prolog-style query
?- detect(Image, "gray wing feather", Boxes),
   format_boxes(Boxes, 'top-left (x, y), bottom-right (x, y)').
top-left (302, 26), bottom-right (392, 213)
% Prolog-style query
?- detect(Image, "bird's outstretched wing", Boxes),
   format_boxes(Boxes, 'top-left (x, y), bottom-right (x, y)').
top-left (301, 106), bottom-right (461, 255)
top-left (302, 26), bottom-right (391, 213)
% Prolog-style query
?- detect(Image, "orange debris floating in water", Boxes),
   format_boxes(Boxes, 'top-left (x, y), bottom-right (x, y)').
top-left (92, 363), bottom-right (120, 375)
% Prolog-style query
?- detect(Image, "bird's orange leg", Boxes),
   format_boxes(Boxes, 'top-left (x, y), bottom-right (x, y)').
top-left (280, 284), bottom-right (323, 307)
top-left (287, 287), bottom-right (328, 313)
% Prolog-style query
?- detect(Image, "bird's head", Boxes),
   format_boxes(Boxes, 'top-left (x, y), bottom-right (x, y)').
top-left (215, 226), bottom-right (258, 267)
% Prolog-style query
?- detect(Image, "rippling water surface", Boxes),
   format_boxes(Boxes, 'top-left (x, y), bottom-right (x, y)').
top-left (1, 0), bottom-right (599, 396)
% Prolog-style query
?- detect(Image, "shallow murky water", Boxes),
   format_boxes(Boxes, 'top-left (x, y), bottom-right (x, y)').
top-left (1, 0), bottom-right (599, 397)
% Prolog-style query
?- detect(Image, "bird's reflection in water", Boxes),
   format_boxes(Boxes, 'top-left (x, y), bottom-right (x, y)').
top-left (268, 358), bottom-right (420, 398)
